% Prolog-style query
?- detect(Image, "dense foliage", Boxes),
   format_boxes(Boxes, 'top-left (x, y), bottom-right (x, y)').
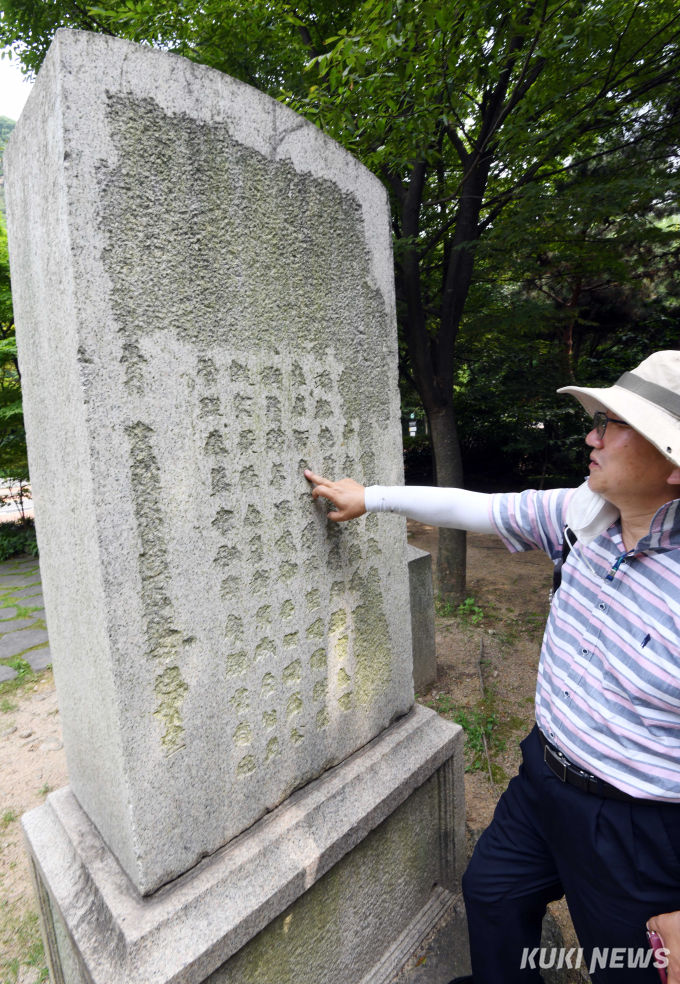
top-left (2, 0), bottom-right (680, 595)
top-left (0, 518), bottom-right (37, 560)
top-left (0, 210), bottom-right (27, 483)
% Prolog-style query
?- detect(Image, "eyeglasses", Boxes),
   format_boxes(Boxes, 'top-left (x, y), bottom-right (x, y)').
top-left (592, 411), bottom-right (629, 440)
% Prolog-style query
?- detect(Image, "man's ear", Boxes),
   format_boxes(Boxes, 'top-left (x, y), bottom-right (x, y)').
top-left (667, 467), bottom-right (680, 485)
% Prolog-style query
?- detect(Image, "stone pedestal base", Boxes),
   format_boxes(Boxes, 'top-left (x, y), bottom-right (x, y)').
top-left (23, 706), bottom-right (465, 984)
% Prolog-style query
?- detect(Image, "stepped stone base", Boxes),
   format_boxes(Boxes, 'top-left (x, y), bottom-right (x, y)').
top-left (24, 705), bottom-right (465, 984)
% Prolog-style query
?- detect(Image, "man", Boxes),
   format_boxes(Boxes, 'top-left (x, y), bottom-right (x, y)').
top-left (305, 351), bottom-right (680, 983)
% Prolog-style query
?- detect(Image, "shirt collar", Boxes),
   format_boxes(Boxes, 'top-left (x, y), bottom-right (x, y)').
top-left (630, 498), bottom-right (680, 552)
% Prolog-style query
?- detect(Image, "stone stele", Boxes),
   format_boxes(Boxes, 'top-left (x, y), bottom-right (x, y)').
top-left (6, 30), bottom-right (466, 984)
top-left (5, 28), bottom-right (414, 896)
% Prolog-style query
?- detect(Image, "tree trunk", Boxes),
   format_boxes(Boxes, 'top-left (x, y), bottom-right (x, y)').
top-left (429, 403), bottom-right (466, 604)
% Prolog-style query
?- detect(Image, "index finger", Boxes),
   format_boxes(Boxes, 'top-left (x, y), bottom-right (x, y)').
top-left (304, 470), bottom-right (332, 487)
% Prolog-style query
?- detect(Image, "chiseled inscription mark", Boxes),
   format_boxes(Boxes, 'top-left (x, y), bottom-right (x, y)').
top-left (211, 467), bottom-right (231, 494)
top-left (205, 430), bottom-right (227, 455)
top-left (126, 425), bottom-right (186, 746)
top-left (154, 666), bottom-right (188, 754)
top-left (198, 356), bottom-right (217, 384)
top-left (351, 567), bottom-right (392, 706)
top-left (120, 341), bottom-right (147, 394)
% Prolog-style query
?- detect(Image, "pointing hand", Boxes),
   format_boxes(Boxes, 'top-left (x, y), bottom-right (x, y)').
top-left (304, 470), bottom-right (367, 522)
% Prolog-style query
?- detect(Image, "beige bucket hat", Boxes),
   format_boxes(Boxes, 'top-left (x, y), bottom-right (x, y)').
top-left (557, 350), bottom-right (680, 468)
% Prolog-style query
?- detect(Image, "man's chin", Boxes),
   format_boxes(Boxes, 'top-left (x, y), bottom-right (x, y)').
top-left (587, 473), bottom-right (605, 494)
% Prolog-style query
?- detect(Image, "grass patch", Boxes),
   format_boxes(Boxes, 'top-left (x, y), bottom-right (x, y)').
top-left (424, 691), bottom-right (507, 774)
top-left (1, 809), bottom-right (17, 829)
top-left (436, 595), bottom-right (487, 625)
top-left (37, 785), bottom-right (52, 798)
top-left (453, 706), bottom-right (507, 772)
top-left (0, 663), bottom-right (37, 698)
top-left (0, 698), bottom-right (17, 713)
top-left (0, 901), bottom-right (48, 984)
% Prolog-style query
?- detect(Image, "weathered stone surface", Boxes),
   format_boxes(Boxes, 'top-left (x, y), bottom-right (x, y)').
top-left (0, 607), bottom-right (18, 620)
top-left (406, 546), bottom-right (437, 693)
top-left (5, 29), bottom-right (412, 894)
top-left (23, 706), bottom-right (465, 984)
top-left (25, 647), bottom-right (52, 672)
top-left (0, 628), bottom-right (48, 658)
top-left (0, 664), bottom-right (17, 682)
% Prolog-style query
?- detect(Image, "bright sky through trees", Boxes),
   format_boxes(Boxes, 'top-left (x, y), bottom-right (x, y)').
top-left (0, 52), bottom-right (31, 121)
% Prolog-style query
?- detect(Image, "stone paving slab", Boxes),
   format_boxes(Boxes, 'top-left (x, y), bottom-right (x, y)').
top-left (0, 628), bottom-right (49, 659)
top-left (17, 594), bottom-right (44, 609)
top-left (14, 586), bottom-right (43, 599)
top-left (0, 619), bottom-right (39, 633)
top-left (25, 647), bottom-right (52, 672)
top-left (0, 576), bottom-right (40, 588)
top-left (0, 556), bottom-right (50, 678)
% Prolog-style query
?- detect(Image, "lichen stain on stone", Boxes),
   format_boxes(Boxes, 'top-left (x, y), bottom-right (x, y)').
top-left (264, 737), bottom-right (280, 762)
top-left (283, 659), bottom-right (302, 685)
top-left (153, 666), bottom-right (188, 754)
top-left (236, 754), bottom-right (257, 777)
top-left (260, 672), bottom-right (276, 698)
top-left (229, 687), bottom-right (249, 714)
top-left (337, 668), bottom-right (351, 689)
top-left (306, 618), bottom-right (324, 641)
top-left (329, 609), bottom-right (347, 633)
top-left (125, 422), bottom-right (183, 666)
top-left (254, 637), bottom-right (275, 661)
top-left (338, 692), bottom-right (353, 712)
top-left (351, 566), bottom-right (392, 707)
top-left (305, 589), bottom-right (320, 612)
top-left (262, 709), bottom-right (277, 730)
top-left (226, 650), bottom-right (249, 677)
top-left (98, 94), bottom-right (392, 426)
top-left (233, 722), bottom-right (253, 746)
top-left (286, 693), bottom-right (303, 719)
top-left (310, 648), bottom-right (326, 670)
top-left (280, 599), bottom-right (295, 619)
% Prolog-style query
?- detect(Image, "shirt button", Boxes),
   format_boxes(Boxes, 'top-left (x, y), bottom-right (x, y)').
top-left (599, 603), bottom-right (606, 611)
top-left (565, 690), bottom-right (570, 698)
top-left (549, 731), bottom-right (555, 738)
top-left (581, 648), bottom-right (589, 656)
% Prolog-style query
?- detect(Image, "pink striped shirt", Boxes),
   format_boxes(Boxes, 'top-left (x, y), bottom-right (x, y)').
top-left (491, 489), bottom-right (680, 800)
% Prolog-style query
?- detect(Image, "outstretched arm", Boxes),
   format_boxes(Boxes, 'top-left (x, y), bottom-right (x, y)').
top-left (304, 470), bottom-right (494, 533)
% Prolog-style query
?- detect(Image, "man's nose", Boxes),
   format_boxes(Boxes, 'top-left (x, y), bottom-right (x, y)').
top-left (585, 427), bottom-right (604, 449)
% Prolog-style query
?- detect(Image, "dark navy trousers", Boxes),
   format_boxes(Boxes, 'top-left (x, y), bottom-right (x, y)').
top-left (462, 726), bottom-right (680, 983)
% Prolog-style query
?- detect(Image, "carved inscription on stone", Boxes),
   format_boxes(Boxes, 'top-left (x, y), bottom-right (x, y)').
top-left (188, 352), bottom-right (400, 782)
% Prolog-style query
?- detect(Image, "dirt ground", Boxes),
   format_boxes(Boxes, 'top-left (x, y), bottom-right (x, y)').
top-left (0, 529), bottom-right (581, 983)
top-left (0, 673), bottom-right (66, 984)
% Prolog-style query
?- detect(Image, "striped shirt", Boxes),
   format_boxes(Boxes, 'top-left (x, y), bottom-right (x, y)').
top-left (491, 489), bottom-right (680, 800)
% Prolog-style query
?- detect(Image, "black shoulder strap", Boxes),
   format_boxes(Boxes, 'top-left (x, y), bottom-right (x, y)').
top-left (552, 526), bottom-right (576, 597)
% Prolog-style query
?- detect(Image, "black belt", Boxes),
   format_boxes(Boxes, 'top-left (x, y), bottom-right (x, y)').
top-left (539, 731), bottom-right (637, 803)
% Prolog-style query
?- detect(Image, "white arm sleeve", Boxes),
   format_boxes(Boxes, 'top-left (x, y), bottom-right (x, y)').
top-left (364, 485), bottom-right (495, 534)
